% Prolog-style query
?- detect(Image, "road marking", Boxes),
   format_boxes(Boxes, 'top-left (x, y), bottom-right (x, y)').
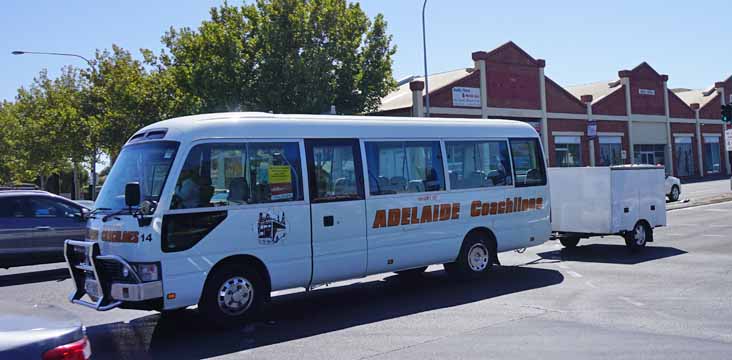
top-left (709, 224), bottom-right (730, 228)
top-left (567, 270), bottom-right (583, 278)
top-left (672, 202), bottom-right (732, 212)
top-left (702, 234), bottom-right (724, 238)
top-left (700, 208), bottom-right (730, 212)
top-left (585, 281), bottom-right (597, 289)
top-left (618, 296), bottom-right (645, 307)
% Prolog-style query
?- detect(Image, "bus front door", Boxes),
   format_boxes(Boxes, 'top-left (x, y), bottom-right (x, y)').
top-left (305, 139), bottom-right (368, 285)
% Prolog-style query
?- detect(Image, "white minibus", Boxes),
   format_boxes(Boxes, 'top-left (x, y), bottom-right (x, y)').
top-left (65, 112), bottom-right (550, 325)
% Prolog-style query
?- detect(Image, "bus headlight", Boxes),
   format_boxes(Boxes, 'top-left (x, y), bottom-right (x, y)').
top-left (133, 263), bottom-right (160, 282)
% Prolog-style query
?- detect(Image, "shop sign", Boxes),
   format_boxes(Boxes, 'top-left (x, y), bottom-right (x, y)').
top-left (726, 128), bottom-right (732, 151)
top-left (452, 87), bottom-right (481, 107)
top-left (638, 88), bottom-right (656, 96)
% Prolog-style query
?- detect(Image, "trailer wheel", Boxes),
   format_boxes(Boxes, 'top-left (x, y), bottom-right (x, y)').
top-left (560, 237), bottom-right (580, 248)
top-left (395, 266), bottom-right (428, 278)
top-left (199, 264), bottom-right (264, 327)
top-left (625, 222), bottom-right (650, 252)
top-left (444, 233), bottom-right (493, 279)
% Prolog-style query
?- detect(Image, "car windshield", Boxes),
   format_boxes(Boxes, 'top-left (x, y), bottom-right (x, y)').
top-left (95, 141), bottom-right (179, 210)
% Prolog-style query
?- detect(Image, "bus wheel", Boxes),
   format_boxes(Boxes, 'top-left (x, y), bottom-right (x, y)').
top-left (624, 222), bottom-right (650, 252)
top-left (395, 266), bottom-right (428, 278)
top-left (560, 237), bottom-right (580, 248)
top-left (444, 234), bottom-right (492, 279)
top-left (199, 264), bottom-right (264, 327)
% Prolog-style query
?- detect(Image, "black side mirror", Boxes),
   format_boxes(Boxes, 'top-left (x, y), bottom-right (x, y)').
top-left (125, 182), bottom-right (141, 207)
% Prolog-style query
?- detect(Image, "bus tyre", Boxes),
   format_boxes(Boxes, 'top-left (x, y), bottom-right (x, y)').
top-left (444, 234), bottom-right (492, 279)
top-left (560, 237), bottom-right (580, 248)
top-left (395, 266), bottom-right (428, 278)
top-left (199, 264), bottom-right (264, 327)
top-left (624, 222), bottom-right (650, 252)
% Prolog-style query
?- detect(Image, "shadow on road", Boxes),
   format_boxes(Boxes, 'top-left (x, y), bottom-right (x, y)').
top-left (537, 244), bottom-right (687, 265)
top-left (87, 266), bottom-right (564, 359)
top-left (0, 268), bottom-right (69, 287)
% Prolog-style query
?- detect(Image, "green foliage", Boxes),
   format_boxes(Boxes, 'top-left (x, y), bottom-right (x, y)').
top-left (158, 0), bottom-right (396, 114)
top-left (2, 0), bottom-right (396, 187)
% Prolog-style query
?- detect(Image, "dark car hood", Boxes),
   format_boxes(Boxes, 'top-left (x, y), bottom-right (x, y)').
top-left (0, 302), bottom-right (84, 355)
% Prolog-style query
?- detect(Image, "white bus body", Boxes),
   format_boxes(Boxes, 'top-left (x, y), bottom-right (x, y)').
top-left (65, 113), bottom-right (550, 322)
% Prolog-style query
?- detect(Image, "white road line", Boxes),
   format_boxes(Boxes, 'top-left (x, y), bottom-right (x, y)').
top-left (709, 224), bottom-right (730, 228)
top-left (618, 296), bottom-right (645, 307)
top-left (700, 208), bottom-right (730, 212)
top-left (585, 281), bottom-right (597, 289)
top-left (672, 202), bottom-right (732, 212)
top-left (702, 234), bottom-right (724, 238)
top-left (567, 270), bottom-right (583, 278)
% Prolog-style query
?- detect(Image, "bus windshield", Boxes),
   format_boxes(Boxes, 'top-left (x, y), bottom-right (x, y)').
top-left (95, 141), bottom-right (179, 210)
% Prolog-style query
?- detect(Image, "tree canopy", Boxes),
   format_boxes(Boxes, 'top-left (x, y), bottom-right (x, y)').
top-left (1, 0), bottom-right (396, 186)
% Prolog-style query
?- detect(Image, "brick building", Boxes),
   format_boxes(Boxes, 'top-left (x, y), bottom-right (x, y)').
top-left (375, 41), bottom-right (731, 179)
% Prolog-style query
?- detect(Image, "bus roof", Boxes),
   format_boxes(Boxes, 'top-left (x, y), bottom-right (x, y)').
top-left (131, 112), bottom-right (539, 145)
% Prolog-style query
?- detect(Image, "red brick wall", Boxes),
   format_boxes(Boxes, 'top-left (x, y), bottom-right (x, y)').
top-left (668, 91), bottom-right (694, 119)
top-left (546, 78), bottom-right (585, 114)
top-left (429, 71), bottom-right (482, 109)
top-left (592, 88), bottom-right (627, 116)
top-left (485, 63), bottom-right (541, 110)
top-left (699, 94), bottom-right (721, 119)
top-left (547, 118), bottom-right (590, 167)
top-left (629, 65), bottom-right (666, 115)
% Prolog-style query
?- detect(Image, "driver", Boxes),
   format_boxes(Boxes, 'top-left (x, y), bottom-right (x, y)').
top-left (175, 168), bottom-right (201, 209)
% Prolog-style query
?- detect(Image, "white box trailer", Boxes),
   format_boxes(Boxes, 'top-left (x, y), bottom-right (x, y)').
top-left (548, 165), bottom-right (667, 251)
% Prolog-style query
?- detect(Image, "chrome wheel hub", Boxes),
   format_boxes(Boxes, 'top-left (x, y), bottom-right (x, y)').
top-left (467, 243), bottom-right (490, 272)
top-left (672, 187), bottom-right (679, 199)
top-left (217, 276), bottom-right (254, 316)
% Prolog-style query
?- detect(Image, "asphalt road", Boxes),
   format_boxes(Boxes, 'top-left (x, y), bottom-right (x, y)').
top-left (1, 201), bottom-right (731, 359)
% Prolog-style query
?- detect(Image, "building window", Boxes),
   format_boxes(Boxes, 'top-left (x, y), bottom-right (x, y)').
top-left (554, 136), bottom-right (582, 167)
top-left (674, 136), bottom-right (695, 177)
top-left (634, 144), bottom-right (666, 169)
top-left (445, 140), bottom-right (513, 189)
top-left (365, 141), bottom-right (445, 195)
top-left (598, 136), bottom-right (623, 166)
top-left (704, 136), bottom-right (721, 174)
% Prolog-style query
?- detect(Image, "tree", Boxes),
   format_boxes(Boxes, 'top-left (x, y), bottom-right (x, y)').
top-left (0, 101), bottom-right (23, 184)
top-left (12, 68), bottom-right (87, 188)
top-left (157, 0), bottom-right (396, 115)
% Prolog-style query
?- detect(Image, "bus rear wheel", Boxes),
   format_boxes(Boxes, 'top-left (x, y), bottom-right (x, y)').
top-left (199, 264), bottom-right (264, 327)
top-left (444, 234), bottom-right (493, 279)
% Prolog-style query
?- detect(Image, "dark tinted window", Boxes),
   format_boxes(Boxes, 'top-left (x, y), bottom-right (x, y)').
top-left (162, 211), bottom-right (227, 252)
top-left (365, 141), bottom-right (445, 195)
top-left (509, 138), bottom-right (547, 187)
top-left (0, 197), bottom-right (26, 218)
top-left (28, 197), bottom-right (80, 218)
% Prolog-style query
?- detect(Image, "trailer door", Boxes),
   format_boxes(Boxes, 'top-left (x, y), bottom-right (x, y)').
top-left (305, 139), bottom-right (367, 284)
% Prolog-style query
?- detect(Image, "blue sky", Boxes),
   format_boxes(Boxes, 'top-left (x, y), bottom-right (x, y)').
top-left (3, 0), bottom-right (731, 102)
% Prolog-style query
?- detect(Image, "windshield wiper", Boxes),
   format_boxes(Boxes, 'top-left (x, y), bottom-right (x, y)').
top-left (102, 208), bottom-right (135, 222)
top-left (84, 207), bottom-right (111, 220)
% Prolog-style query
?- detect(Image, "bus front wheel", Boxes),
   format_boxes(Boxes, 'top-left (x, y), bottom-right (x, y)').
top-left (199, 264), bottom-right (265, 327)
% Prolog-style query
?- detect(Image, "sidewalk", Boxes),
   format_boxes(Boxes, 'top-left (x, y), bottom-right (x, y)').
top-left (667, 192), bottom-right (732, 211)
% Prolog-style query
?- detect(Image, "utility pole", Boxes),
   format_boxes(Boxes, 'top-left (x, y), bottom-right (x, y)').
top-left (422, 0), bottom-right (430, 117)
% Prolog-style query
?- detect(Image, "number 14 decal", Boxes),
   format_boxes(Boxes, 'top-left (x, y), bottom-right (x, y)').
top-left (140, 234), bottom-right (153, 242)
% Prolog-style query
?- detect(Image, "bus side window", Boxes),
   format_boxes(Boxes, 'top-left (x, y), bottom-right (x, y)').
top-left (445, 140), bottom-right (513, 189)
top-left (306, 139), bottom-right (364, 202)
top-left (365, 141), bottom-right (445, 195)
top-left (171, 142), bottom-right (303, 209)
top-left (509, 138), bottom-right (547, 187)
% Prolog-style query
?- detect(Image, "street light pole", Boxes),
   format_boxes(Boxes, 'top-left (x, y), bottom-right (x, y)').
top-left (421, 0), bottom-right (430, 117)
top-left (12, 50), bottom-right (99, 201)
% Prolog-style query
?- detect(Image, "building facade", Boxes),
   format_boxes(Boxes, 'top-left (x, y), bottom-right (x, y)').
top-left (375, 41), bottom-right (731, 179)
